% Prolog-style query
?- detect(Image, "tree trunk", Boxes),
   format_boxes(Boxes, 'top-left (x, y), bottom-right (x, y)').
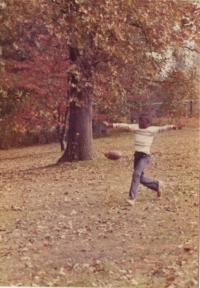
top-left (58, 99), bottom-right (92, 162)
top-left (58, 46), bottom-right (93, 162)
top-left (56, 108), bottom-right (68, 151)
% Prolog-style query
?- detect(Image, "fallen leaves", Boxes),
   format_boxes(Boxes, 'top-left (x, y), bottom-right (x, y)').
top-left (70, 209), bottom-right (77, 216)
top-left (11, 205), bottom-right (22, 212)
top-left (0, 128), bottom-right (198, 287)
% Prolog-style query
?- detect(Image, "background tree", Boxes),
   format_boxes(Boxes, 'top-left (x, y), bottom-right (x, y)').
top-left (0, 0), bottom-right (69, 148)
top-left (0, 0), bottom-right (199, 155)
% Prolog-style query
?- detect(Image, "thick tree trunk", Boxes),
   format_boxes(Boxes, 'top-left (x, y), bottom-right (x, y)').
top-left (58, 99), bottom-right (92, 162)
top-left (58, 46), bottom-right (93, 162)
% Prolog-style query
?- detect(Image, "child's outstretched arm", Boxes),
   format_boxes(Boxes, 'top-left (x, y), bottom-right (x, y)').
top-left (103, 121), bottom-right (138, 131)
top-left (153, 124), bottom-right (176, 133)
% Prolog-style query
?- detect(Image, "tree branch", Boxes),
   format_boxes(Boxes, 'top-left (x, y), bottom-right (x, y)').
top-left (183, 46), bottom-right (200, 54)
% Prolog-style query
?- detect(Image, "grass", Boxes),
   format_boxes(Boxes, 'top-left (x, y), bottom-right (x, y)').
top-left (0, 125), bottom-right (198, 287)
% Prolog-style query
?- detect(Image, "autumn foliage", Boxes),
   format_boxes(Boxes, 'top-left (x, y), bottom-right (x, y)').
top-left (0, 1), bottom-right (69, 147)
top-left (0, 0), bottom-right (199, 150)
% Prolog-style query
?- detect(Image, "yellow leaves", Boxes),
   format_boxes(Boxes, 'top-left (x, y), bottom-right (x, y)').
top-left (75, 0), bottom-right (87, 4)
top-left (113, 26), bottom-right (126, 42)
top-left (15, 90), bottom-right (24, 99)
top-left (67, 64), bottom-right (79, 75)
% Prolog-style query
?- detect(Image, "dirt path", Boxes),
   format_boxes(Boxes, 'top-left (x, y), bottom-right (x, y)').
top-left (0, 128), bottom-right (198, 287)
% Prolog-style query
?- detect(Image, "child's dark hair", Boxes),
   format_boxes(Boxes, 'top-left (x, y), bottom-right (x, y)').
top-left (138, 114), bottom-right (151, 129)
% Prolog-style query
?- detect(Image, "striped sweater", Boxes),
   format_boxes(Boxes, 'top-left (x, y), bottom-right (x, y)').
top-left (113, 123), bottom-right (174, 155)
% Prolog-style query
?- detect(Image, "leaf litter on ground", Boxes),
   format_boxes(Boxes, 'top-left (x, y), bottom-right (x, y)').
top-left (0, 126), bottom-right (198, 287)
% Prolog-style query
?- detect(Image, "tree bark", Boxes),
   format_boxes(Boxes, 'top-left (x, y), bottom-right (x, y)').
top-left (58, 99), bottom-right (92, 162)
top-left (58, 46), bottom-right (93, 162)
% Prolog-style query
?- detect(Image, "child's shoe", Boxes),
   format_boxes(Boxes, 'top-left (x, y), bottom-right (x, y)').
top-left (126, 199), bottom-right (136, 206)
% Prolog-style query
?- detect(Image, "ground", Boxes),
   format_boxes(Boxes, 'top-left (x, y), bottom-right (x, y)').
top-left (0, 126), bottom-right (198, 287)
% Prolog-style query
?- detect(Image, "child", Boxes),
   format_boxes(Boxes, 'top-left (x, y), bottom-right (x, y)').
top-left (104, 114), bottom-right (175, 206)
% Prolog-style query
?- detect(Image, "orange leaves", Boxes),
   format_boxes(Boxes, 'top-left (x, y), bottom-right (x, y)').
top-left (1, 2), bottom-right (70, 132)
top-left (1, 0), bottom-right (199, 144)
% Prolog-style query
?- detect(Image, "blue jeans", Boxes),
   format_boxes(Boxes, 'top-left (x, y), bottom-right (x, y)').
top-left (129, 152), bottom-right (159, 199)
